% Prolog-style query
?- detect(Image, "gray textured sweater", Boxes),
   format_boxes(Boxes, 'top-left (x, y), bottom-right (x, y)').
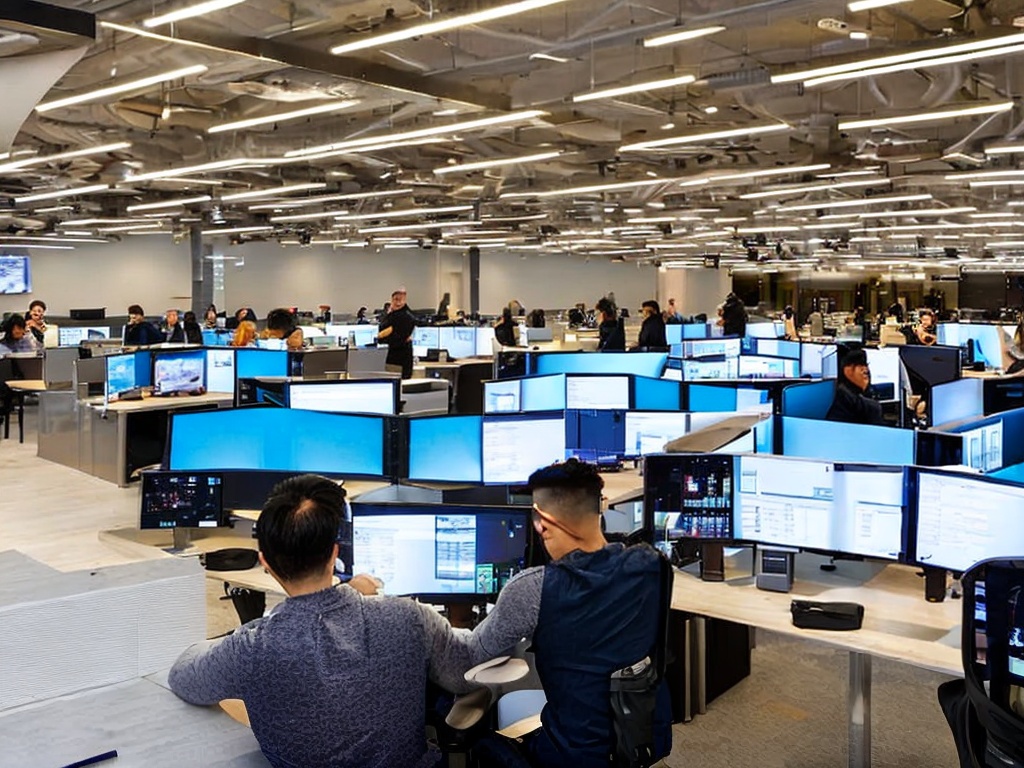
top-left (169, 585), bottom-right (481, 768)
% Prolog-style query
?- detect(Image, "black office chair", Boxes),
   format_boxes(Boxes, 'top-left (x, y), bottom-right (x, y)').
top-left (0, 358), bottom-right (25, 443)
top-left (938, 558), bottom-right (1024, 768)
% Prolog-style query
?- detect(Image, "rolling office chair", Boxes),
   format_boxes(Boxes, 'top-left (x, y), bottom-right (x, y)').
top-left (938, 558), bottom-right (1024, 768)
top-left (456, 551), bottom-right (673, 768)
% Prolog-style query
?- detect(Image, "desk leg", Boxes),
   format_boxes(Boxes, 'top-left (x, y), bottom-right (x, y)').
top-left (693, 616), bottom-right (707, 715)
top-left (848, 651), bottom-right (872, 768)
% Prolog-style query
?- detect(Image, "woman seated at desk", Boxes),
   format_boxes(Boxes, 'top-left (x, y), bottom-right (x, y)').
top-left (0, 314), bottom-right (39, 355)
top-left (826, 348), bottom-right (886, 426)
top-left (231, 320), bottom-right (257, 348)
top-left (494, 307), bottom-right (516, 347)
top-left (914, 308), bottom-right (938, 346)
top-left (261, 308), bottom-right (304, 350)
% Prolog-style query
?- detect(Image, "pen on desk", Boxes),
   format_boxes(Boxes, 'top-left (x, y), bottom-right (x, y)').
top-left (60, 749), bottom-right (118, 768)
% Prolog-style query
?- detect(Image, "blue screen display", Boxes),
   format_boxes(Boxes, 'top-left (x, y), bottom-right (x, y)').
top-left (688, 384), bottom-right (737, 412)
top-left (153, 349), bottom-right (206, 395)
top-left (781, 380), bottom-right (836, 419)
top-left (634, 376), bottom-right (681, 410)
top-left (754, 416), bottom-right (774, 454)
top-left (781, 416), bottom-right (914, 465)
top-left (408, 416), bottom-right (483, 483)
top-left (106, 353), bottom-right (137, 396)
top-left (682, 323), bottom-right (712, 339)
top-left (521, 374), bottom-right (566, 411)
top-left (236, 349), bottom-right (289, 379)
top-left (534, 352), bottom-right (668, 378)
top-left (565, 410), bottom-right (625, 463)
top-left (757, 339), bottom-right (801, 359)
top-left (0, 255), bottom-right (31, 294)
top-left (960, 325), bottom-right (1004, 368)
top-left (931, 378), bottom-right (984, 426)
top-left (665, 325), bottom-right (683, 345)
top-left (202, 330), bottom-right (232, 347)
top-left (169, 408), bottom-right (385, 476)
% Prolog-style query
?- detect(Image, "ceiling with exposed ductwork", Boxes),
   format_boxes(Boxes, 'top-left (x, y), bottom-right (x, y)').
top-left (3, 0), bottom-right (1024, 274)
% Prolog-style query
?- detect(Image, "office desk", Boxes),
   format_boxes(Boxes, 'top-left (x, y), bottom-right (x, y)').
top-left (0, 676), bottom-right (267, 767)
top-left (671, 550), bottom-right (961, 768)
top-left (6, 379), bottom-right (46, 392)
top-left (3, 379), bottom-right (45, 443)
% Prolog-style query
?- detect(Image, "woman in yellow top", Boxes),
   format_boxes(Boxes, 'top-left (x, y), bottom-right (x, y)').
top-left (915, 308), bottom-right (938, 346)
top-left (231, 320), bottom-right (257, 347)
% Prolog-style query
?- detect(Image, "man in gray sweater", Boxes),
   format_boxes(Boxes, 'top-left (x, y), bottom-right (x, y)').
top-left (168, 475), bottom-right (478, 768)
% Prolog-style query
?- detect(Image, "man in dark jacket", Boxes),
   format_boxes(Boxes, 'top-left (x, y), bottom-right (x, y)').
top-left (637, 300), bottom-right (668, 349)
top-left (721, 293), bottom-right (747, 337)
top-left (825, 348), bottom-right (885, 425)
top-left (124, 304), bottom-right (163, 346)
top-left (596, 297), bottom-right (625, 352)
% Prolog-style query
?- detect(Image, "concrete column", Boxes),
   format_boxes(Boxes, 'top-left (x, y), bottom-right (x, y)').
top-left (190, 224), bottom-right (213, 314)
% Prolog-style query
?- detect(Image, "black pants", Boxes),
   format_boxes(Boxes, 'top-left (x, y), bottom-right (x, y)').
top-left (387, 345), bottom-right (414, 379)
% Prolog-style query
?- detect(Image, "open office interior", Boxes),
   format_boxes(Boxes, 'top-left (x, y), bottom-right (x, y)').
top-left (6, 0), bottom-right (1024, 767)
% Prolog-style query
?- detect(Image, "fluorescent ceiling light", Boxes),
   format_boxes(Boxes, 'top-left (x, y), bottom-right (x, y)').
top-left (848, 0), bottom-right (912, 11)
top-left (499, 178), bottom-right (670, 200)
top-left (709, 164), bottom-right (832, 183)
top-left (985, 143), bottom-right (1024, 155)
top-left (947, 170), bottom-right (1024, 180)
top-left (739, 178), bottom-right (886, 199)
top-left (269, 210), bottom-right (350, 224)
top-left (0, 142), bottom-right (131, 174)
top-left (249, 189), bottom-right (414, 210)
top-left (208, 100), bottom-right (360, 134)
top-left (330, 0), bottom-right (570, 55)
top-left (0, 244), bottom-right (74, 250)
top-left (839, 102), bottom-right (1012, 131)
top-left (643, 25), bottom-right (726, 48)
top-left (817, 168), bottom-right (881, 178)
top-left (125, 158), bottom-right (268, 182)
top-left (143, 0), bottom-right (246, 27)
top-left (775, 193), bottom-right (931, 212)
top-left (126, 195), bottom-right (212, 212)
top-left (529, 52), bottom-right (570, 63)
top-left (572, 74), bottom-right (695, 103)
top-left (96, 222), bottom-right (166, 232)
top-left (0, 235), bottom-right (105, 244)
top-left (970, 180), bottom-right (1024, 187)
top-left (220, 182), bottom-right (328, 202)
top-left (773, 33), bottom-right (1024, 84)
top-left (334, 205), bottom-right (474, 222)
top-left (32, 205), bottom-right (75, 214)
top-left (856, 206), bottom-right (976, 217)
top-left (434, 151), bottom-right (561, 174)
top-left (358, 221), bottom-right (482, 234)
top-left (14, 185), bottom-right (109, 204)
top-left (201, 226), bottom-right (274, 237)
top-left (36, 65), bottom-right (208, 112)
top-left (286, 110), bottom-right (545, 158)
top-left (619, 123), bottom-right (789, 152)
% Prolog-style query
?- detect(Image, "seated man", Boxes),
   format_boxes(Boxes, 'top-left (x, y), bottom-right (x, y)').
top-left (468, 459), bottom-right (672, 768)
top-left (124, 304), bottom-right (163, 346)
top-left (825, 348), bottom-right (885, 426)
top-left (168, 474), bottom-right (476, 768)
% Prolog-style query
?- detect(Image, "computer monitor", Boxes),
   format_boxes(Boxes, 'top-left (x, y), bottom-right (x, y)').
top-left (565, 375), bottom-right (630, 410)
top-left (864, 347), bottom-right (900, 402)
top-left (682, 338), bottom-right (742, 359)
top-left (738, 356), bottom-right (799, 378)
top-left (407, 415), bottom-right (484, 483)
top-left (236, 349), bottom-right (289, 380)
top-left (58, 326), bottom-right (109, 346)
top-left (521, 374), bottom-right (566, 412)
top-left (325, 324), bottom-right (378, 348)
top-left (534, 351), bottom-right (668, 378)
top-left (633, 376), bottom-right (682, 410)
top-left (643, 454), bottom-right (735, 543)
top-left (204, 348), bottom-right (236, 394)
top-left (961, 325), bottom-right (1005, 369)
top-left (140, 471), bottom-right (226, 530)
top-left (482, 413), bottom-right (566, 484)
top-left (564, 409), bottom-right (625, 465)
top-left (484, 379), bottom-right (522, 414)
top-left (439, 326), bottom-right (477, 359)
top-left (665, 325), bottom-right (683, 345)
top-left (168, 408), bottom-right (387, 477)
top-left (412, 327), bottom-right (441, 358)
top-left (800, 343), bottom-right (833, 378)
top-left (936, 323), bottom-right (961, 347)
top-left (931, 377), bottom-right (984, 427)
top-left (913, 471), bottom-right (1024, 572)
top-left (899, 345), bottom-right (960, 391)
top-left (152, 349), bottom-right (206, 395)
top-left (756, 339), bottom-right (801, 360)
top-left (287, 379), bottom-right (399, 415)
top-left (746, 322), bottom-right (778, 339)
top-left (350, 505), bottom-right (531, 600)
top-left (688, 384), bottom-right (738, 412)
top-left (624, 412), bottom-right (689, 457)
top-left (954, 418), bottom-right (1005, 473)
top-left (682, 358), bottom-right (739, 381)
top-left (831, 464), bottom-right (906, 560)
top-left (104, 351), bottom-right (151, 401)
top-left (475, 327), bottom-right (496, 356)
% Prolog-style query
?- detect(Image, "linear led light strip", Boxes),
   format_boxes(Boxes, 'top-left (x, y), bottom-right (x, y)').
top-left (985, 144), bottom-right (1024, 155)
top-left (125, 158), bottom-right (267, 183)
top-left (855, 206), bottom-right (977, 217)
top-left (358, 221), bottom-right (483, 234)
top-left (0, 235), bottom-right (106, 244)
top-left (220, 183), bottom-right (327, 202)
top-left (0, 143), bottom-right (131, 174)
top-left (287, 111), bottom-right (545, 158)
top-left (126, 195), bottom-right (212, 212)
top-left (209, 101), bottom-right (360, 134)
top-left (36, 65), bottom-right (208, 112)
top-left (144, 0), bottom-right (247, 28)
top-left (201, 226), bottom-right (274, 237)
top-left (619, 123), bottom-right (789, 152)
top-left (334, 205), bottom-right (475, 222)
top-left (434, 151), bottom-right (562, 174)
top-left (839, 102), bottom-right (1012, 131)
top-left (329, 0), bottom-right (570, 56)
top-left (774, 193), bottom-right (932, 213)
top-left (947, 170), bottom-right (1024, 181)
top-left (572, 74), bottom-right (695, 103)
top-left (0, 243), bottom-right (74, 250)
top-left (14, 184), bottom-right (110, 205)
top-left (500, 177), bottom-right (673, 200)
top-left (773, 33), bottom-right (1024, 84)
top-left (248, 189), bottom-right (414, 211)
top-left (848, 0), bottom-right (911, 11)
top-left (739, 178), bottom-right (886, 200)
top-left (644, 25), bottom-right (726, 48)
top-left (269, 210), bottom-right (350, 224)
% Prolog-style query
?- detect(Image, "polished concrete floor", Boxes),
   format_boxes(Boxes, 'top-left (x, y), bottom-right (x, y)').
top-left (1, 404), bottom-right (961, 767)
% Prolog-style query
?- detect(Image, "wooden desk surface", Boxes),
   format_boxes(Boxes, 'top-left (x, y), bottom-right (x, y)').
top-left (671, 550), bottom-right (963, 677)
top-left (88, 391), bottom-right (233, 413)
top-left (5, 379), bottom-right (46, 392)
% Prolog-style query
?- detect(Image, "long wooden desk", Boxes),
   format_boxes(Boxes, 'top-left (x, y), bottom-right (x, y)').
top-left (3, 379), bottom-right (46, 443)
top-left (671, 550), bottom-right (961, 768)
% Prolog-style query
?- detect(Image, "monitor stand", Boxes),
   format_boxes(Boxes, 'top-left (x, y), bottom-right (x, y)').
top-left (164, 527), bottom-right (201, 556)
top-left (923, 566), bottom-right (948, 602)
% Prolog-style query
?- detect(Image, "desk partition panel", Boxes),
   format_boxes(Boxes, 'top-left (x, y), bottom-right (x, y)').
top-left (931, 377), bottom-right (984, 428)
top-left (781, 380), bottom-right (835, 420)
top-left (532, 351), bottom-right (668, 378)
top-left (781, 417), bottom-right (915, 465)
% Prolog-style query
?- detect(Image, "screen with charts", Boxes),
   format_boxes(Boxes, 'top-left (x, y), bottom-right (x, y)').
top-left (439, 326), bottom-right (477, 359)
top-left (350, 507), bottom-right (530, 598)
top-left (326, 324), bottom-right (378, 347)
top-left (960, 420), bottom-right (1004, 473)
top-left (735, 456), bottom-right (835, 551)
top-left (482, 414), bottom-right (566, 484)
top-left (624, 412), bottom-right (689, 457)
top-left (105, 352), bottom-right (150, 400)
top-left (411, 327), bottom-right (441, 357)
top-left (681, 338), bottom-right (742, 359)
top-left (204, 349), bottom-right (236, 394)
top-left (738, 356), bottom-right (799, 378)
top-left (288, 380), bottom-right (397, 415)
top-left (644, 454), bottom-right (734, 541)
top-left (832, 465), bottom-right (905, 560)
top-left (153, 350), bottom-right (206, 395)
top-left (140, 472), bottom-right (224, 529)
top-left (682, 359), bottom-right (739, 381)
top-left (800, 343), bottom-right (833, 378)
top-left (484, 379), bottom-right (522, 414)
top-left (914, 472), bottom-right (1024, 572)
top-left (58, 326), bottom-right (109, 346)
top-left (0, 255), bottom-right (31, 294)
top-left (407, 415), bottom-right (483, 483)
top-left (756, 339), bottom-right (801, 360)
top-left (565, 375), bottom-right (630, 410)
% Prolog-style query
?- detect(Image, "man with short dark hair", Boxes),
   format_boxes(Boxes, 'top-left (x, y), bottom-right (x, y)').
top-left (637, 300), bottom-right (667, 349)
top-left (468, 459), bottom-right (672, 768)
top-left (168, 474), bottom-right (476, 768)
top-left (377, 288), bottom-right (416, 377)
top-left (123, 304), bottom-right (163, 346)
top-left (163, 308), bottom-right (185, 343)
top-left (826, 348), bottom-right (885, 425)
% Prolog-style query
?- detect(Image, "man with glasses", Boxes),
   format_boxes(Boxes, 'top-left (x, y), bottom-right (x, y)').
top-left (468, 458), bottom-right (671, 767)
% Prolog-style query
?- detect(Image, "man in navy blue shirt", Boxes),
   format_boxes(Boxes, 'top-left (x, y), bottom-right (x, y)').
top-left (469, 459), bottom-right (672, 767)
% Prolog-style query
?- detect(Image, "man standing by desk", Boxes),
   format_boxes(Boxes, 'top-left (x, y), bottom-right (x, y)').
top-left (168, 474), bottom-right (476, 768)
top-left (377, 287), bottom-right (416, 378)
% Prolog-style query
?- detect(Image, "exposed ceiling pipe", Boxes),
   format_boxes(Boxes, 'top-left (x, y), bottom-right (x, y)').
top-left (919, 68), bottom-right (965, 110)
top-left (865, 76), bottom-right (892, 108)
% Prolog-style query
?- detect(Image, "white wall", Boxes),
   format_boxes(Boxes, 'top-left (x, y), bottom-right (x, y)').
top-left (657, 266), bottom-right (733, 319)
top-left (0, 236), bottom-right (191, 318)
